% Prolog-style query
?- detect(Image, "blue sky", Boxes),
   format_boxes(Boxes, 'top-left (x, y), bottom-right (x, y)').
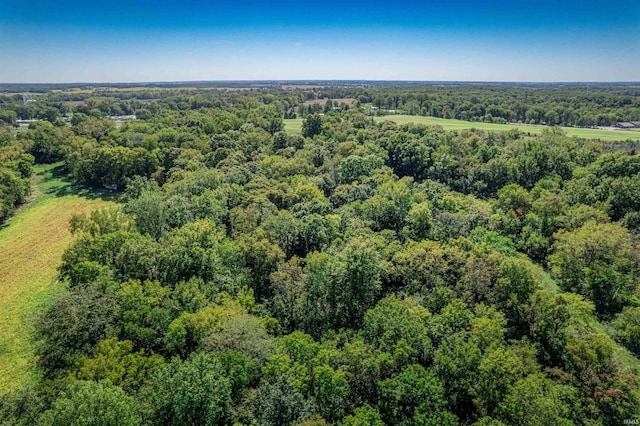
top-left (0, 0), bottom-right (638, 82)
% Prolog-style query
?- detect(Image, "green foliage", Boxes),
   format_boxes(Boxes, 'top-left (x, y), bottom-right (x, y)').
top-left (302, 114), bottom-right (323, 138)
top-left (39, 380), bottom-right (142, 426)
top-left (0, 386), bottom-right (46, 426)
top-left (406, 200), bottom-right (433, 240)
top-left (528, 290), bottom-right (592, 367)
top-left (550, 221), bottom-right (639, 315)
top-left (312, 364), bottom-right (349, 421)
top-left (496, 373), bottom-right (578, 426)
top-left (269, 256), bottom-right (306, 332)
top-left (68, 146), bottom-right (158, 189)
top-left (70, 207), bottom-right (136, 238)
top-left (237, 230), bottom-right (285, 299)
top-left (19, 121), bottom-right (69, 163)
top-left (363, 295), bottom-right (432, 366)
top-left (36, 287), bottom-right (118, 375)
top-left (10, 86), bottom-right (640, 425)
top-left (338, 154), bottom-right (384, 184)
top-left (163, 296), bottom-right (247, 356)
top-left (124, 188), bottom-right (169, 239)
top-left (160, 219), bottom-right (227, 286)
top-left (253, 375), bottom-right (315, 426)
top-left (0, 166), bottom-right (30, 220)
top-left (340, 406), bottom-right (385, 426)
top-left (69, 338), bottom-right (165, 392)
top-left (203, 314), bottom-right (275, 365)
top-left (334, 337), bottom-right (394, 409)
top-left (379, 364), bottom-right (456, 425)
top-left (390, 239), bottom-right (462, 294)
top-left (116, 280), bottom-right (173, 351)
top-left (611, 307), bottom-right (640, 357)
top-left (302, 234), bottom-right (386, 335)
top-left (471, 344), bottom-right (539, 416)
top-left (150, 352), bottom-right (232, 426)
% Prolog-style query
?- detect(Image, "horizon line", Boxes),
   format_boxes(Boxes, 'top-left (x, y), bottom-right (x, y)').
top-left (1, 80), bottom-right (640, 86)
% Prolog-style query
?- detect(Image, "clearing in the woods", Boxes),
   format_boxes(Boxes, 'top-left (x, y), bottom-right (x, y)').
top-left (0, 163), bottom-right (115, 392)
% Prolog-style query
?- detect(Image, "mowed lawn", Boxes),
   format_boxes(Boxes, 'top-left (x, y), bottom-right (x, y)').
top-left (374, 115), bottom-right (640, 142)
top-left (284, 116), bottom-right (640, 142)
top-left (284, 118), bottom-right (303, 134)
top-left (0, 164), bottom-right (115, 392)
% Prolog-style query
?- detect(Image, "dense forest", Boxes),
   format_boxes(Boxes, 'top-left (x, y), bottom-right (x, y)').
top-left (1, 85), bottom-right (640, 425)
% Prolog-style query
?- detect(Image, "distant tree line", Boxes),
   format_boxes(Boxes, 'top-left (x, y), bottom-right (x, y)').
top-left (310, 85), bottom-right (640, 126)
top-left (2, 84), bottom-right (640, 127)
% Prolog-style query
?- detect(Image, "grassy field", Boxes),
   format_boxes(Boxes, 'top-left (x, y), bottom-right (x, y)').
top-left (285, 118), bottom-right (304, 134)
top-left (284, 116), bottom-right (640, 142)
top-left (0, 163), bottom-right (115, 393)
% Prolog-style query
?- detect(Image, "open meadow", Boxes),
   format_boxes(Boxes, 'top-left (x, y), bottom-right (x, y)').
top-left (285, 115), bottom-right (640, 142)
top-left (0, 164), bottom-right (114, 391)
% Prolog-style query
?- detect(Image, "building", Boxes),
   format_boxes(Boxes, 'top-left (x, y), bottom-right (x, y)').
top-left (109, 115), bottom-right (137, 122)
top-left (617, 122), bottom-right (636, 129)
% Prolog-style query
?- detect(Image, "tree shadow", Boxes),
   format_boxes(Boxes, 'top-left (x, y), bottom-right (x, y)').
top-left (45, 165), bottom-right (124, 202)
top-left (0, 164), bottom-right (125, 231)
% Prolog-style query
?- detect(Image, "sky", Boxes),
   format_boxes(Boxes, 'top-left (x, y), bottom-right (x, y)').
top-left (0, 0), bottom-right (638, 83)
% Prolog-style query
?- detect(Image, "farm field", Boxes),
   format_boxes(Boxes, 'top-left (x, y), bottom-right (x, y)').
top-left (373, 115), bottom-right (640, 141)
top-left (284, 116), bottom-right (640, 142)
top-left (0, 164), bottom-right (115, 391)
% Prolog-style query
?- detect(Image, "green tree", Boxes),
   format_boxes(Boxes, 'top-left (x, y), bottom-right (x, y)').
top-left (269, 257), bottom-right (307, 333)
top-left (471, 344), bottom-right (539, 416)
top-left (302, 114), bottom-right (323, 138)
top-left (203, 314), bottom-right (275, 365)
top-left (70, 207), bottom-right (136, 238)
top-left (160, 219), bottom-right (227, 287)
top-left (0, 386), bottom-right (46, 426)
top-left (0, 167), bottom-right (30, 220)
top-left (70, 338), bottom-right (165, 393)
top-left (550, 221), bottom-right (639, 315)
top-left (362, 295), bottom-right (432, 366)
top-left (302, 235), bottom-right (386, 335)
top-left (495, 183), bottom-right (531, 220)
top-left (432, 333), bottom-right (481, 418)
top-left (116, 280), bottom-right (173, 352)
top-left (335, 337), bottom-right (394, 409)
top-left (312, 364), bottom-right (348, 422)
top-left (39, 380), bottom-right (141, 426)
top-left (253, 375), bottom-right (315, 426)
top-left (37, 287), bottom-right (118, 375)
top-left (237, 230), bottom-right (285, 300)
top-left (124, 189), bottom-right (168, 239)
top-left (406, 200), bottom-right (433, 240)
top-left (611, 306), bottom-right (640, 357)
top-left (379, 364), bottom-right (457, 425)
top-left (496, 374), bottom-right (577, 426)
top-left (340, 406), bottom-right (384, 426)
top-left (150, 353), bottom-right (232, 426)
